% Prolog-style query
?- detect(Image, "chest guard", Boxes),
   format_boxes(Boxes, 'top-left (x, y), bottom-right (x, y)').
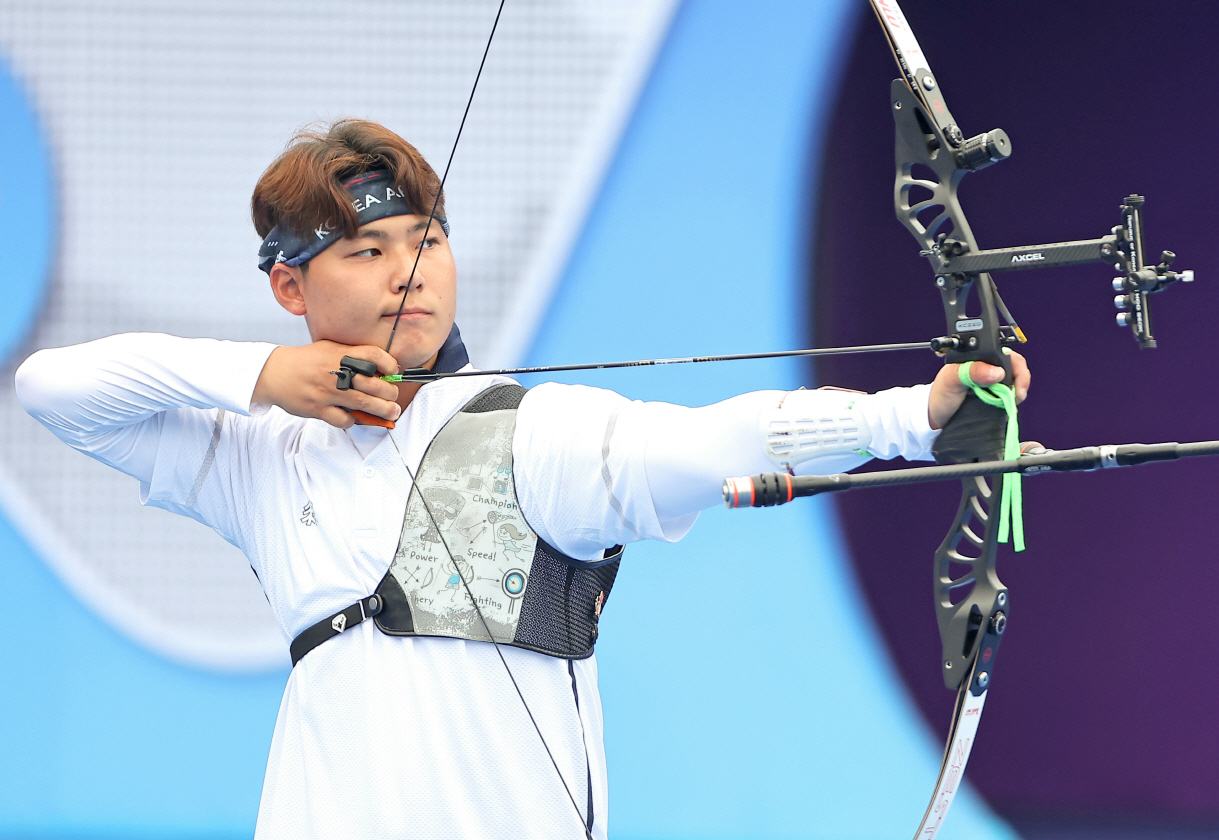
top-left (373, 384), bottom-right (622, 659)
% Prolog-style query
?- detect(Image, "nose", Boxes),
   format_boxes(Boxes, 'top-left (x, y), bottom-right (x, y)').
top-left (391, 247), bottom-right (424, 294)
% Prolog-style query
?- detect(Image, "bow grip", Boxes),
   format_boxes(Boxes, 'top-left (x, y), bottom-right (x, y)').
top-left (335, 355), bottom-right (379, 391)
top-left (933, 392), bottom-right (1007, 466)
top-left (932, 355), bottom-right (1012, 466)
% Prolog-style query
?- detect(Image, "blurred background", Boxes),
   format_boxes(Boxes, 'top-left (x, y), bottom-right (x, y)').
top-left (0, 1), bottom-right (1214, 838)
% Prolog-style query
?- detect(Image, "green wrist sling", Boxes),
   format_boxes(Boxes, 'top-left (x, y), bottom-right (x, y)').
top-left (958, 363), bottom-right (1025, 552)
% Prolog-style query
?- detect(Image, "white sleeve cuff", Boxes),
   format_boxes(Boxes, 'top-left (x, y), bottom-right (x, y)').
top-left (854, 383), bottom-right (940, 462)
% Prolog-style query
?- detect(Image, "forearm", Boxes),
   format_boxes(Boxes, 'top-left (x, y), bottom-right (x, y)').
top-left (643, 385), bottom-right (938, 521)
top-left (15, 333), bottom-right (276, 478)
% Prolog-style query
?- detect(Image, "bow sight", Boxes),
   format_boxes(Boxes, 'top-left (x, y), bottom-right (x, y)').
top-left (925, 193), bottom-right (1193, 350)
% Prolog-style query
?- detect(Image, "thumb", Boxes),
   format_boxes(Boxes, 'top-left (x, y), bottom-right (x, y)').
top-left (965, 361), bottom-right (1004, 386)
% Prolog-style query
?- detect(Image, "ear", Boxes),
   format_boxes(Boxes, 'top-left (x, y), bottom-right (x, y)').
top-left (268, 263), bottom-right (308, 316)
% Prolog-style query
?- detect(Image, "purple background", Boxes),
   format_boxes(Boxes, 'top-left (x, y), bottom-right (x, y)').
top-left (812, 0), bottom-right (1219, 827)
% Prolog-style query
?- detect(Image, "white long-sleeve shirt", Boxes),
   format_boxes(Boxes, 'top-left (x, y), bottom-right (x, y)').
top-left (15, 333), bottom-right (938, 840)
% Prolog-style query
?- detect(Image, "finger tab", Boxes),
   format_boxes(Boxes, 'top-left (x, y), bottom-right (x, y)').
top-left (340, 355), bottom-right (379, 377)
top-left (351, 409), bottom-right (395, 429)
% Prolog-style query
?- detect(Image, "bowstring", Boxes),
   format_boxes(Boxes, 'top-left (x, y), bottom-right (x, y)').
top-left (387, 435), bottom-right (594, 840)
top-left (384, 0), bottom-right (506, 356)
top-left (380, 2), bottom-right (593, 833)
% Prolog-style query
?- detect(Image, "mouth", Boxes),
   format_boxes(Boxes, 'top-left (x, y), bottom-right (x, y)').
top-left (382, 307), bottom-right (431, 320)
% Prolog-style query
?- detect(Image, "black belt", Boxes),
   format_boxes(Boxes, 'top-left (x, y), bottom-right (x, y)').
top-left (290, 594), bottom-right (384, 666)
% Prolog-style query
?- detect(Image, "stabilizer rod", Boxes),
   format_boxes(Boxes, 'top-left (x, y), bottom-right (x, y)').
top-left (723, 440), bottom-right (1219, 508)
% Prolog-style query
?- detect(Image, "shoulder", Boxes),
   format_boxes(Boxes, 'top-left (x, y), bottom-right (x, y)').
top-left (519, 381), bottom-right (632, 416)
top-left (514, 382), bottom-right (641, 468)
top-left (420, 368), bottom-right (522, 418)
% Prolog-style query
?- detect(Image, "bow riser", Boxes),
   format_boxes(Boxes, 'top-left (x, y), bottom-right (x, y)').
top-left (933, 475), bottom-right (1008, 689)
top-left (891, 78), bottom-right (1012, 376)
top-left (890, 76), bottom-right (1012, 691)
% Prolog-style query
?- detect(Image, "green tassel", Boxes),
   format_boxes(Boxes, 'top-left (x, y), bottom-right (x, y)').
top-left (957, 364), bottom-right (1025, 552)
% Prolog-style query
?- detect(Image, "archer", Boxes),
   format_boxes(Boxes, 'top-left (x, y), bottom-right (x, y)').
top-left (14, 118), bottom-right (1030, 839)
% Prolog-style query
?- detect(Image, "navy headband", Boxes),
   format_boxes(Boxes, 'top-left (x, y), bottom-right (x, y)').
top-left (257, 169), bottom-right (450, 274)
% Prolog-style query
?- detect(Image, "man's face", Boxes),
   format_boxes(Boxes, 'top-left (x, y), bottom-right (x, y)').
top-left (276, 213), bottom-right (457, 369)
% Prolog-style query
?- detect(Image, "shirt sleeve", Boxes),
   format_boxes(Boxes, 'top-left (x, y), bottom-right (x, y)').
top-left (853, 382), bottom-right (939, 462)
top-left (14, 333), bottom-right (278, 538)
top-left (513, 382), bottom-right (938, 562)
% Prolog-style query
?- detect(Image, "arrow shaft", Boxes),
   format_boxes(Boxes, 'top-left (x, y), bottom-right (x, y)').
top-left (387, 340), bottom-right (933, 383)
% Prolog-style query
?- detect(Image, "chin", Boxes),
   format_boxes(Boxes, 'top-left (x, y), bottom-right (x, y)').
top-left (393, 346), bottom-right (437, 370)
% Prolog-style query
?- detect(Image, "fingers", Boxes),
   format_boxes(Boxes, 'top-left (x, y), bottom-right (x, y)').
top-left (336, 345), bottom-right (400, 407)
top-left (1007, 350), bottom-right (1031, 403)
top-left (320, 403), bottom-right (400, 432)
top-left (319, 405), bottom-right (356, 429)
top-left (319, 343), bottom-right (399, 424)
top-left (964, 361), bottom-right (1004, 386)
top-left (336, 386), bottom-right (402, 423)
top-left (345, 371), bottom-right (400, 403)
top-left (928, 351), bottom-right (1032, 430)
top-left (965, 351), bottom-right (1030, 403)
top-left (260, 340), bottom-right (407, 428)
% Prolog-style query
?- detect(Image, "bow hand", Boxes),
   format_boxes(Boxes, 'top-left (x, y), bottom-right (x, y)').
top-left (928, 352), bottom-right (1029, 431)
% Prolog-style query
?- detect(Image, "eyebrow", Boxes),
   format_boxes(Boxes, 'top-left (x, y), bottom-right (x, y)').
top-left (354, 220), bottom-right (430, 239)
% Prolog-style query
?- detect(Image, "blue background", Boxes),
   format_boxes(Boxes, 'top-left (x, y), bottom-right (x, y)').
top-left (0, 3), bottom-right (1018, 838)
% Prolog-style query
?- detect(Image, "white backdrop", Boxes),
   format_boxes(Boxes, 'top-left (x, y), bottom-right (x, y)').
top-left (0, 0), bottom-right (675, 670)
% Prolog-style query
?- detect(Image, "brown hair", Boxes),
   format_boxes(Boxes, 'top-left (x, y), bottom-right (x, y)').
top-left (251, 119), bottom-right (444, 240)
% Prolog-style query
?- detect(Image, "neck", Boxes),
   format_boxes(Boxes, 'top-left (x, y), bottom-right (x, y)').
top-left (394, 351), bottom-right (438, 413)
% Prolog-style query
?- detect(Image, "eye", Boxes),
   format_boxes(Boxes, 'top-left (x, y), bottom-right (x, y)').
top-left (351, 247), bottom-right (380, 258)
top-left (418, 237), bottom-right (441, 251)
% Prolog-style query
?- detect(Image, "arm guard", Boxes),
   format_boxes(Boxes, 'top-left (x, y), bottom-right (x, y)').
top-left (759, 388), bottom-right (872, 471)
